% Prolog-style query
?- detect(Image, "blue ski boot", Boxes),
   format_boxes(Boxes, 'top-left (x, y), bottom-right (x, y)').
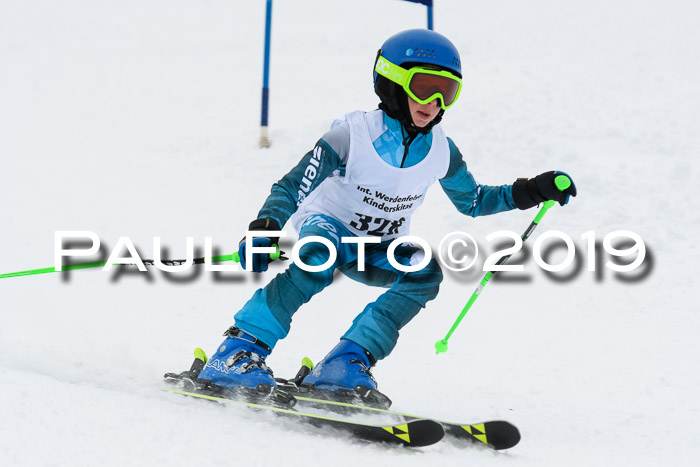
top-left (301, 339), bottom-right (391, 408)
top-left (197, 327), bottom-right (277, 392)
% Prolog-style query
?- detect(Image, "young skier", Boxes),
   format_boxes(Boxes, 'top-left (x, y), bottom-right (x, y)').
top-left (194, 29), bottom-right (576, 398)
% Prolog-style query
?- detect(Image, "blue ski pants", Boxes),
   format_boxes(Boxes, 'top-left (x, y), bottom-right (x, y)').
top-left (234, 215), bottom-right (443, 360)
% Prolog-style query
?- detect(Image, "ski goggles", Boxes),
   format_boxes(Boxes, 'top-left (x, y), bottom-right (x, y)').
top-left (374, 54), bottom-right (462, 110)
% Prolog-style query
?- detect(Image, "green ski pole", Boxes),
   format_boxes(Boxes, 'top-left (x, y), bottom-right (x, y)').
top-left (435, 175), bottom-right (571, 354)
top-left (0, 246), bottom-right (286, 279)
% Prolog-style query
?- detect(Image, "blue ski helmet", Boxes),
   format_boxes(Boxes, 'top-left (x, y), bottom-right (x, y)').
top-left (374, 29), bottom-right (462, 133)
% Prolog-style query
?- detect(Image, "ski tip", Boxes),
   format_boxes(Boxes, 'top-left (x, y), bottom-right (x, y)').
top-left (194, 347), bottom-right (208, 364)
top-left (435, 339), bottom-right (448, 354)
top-left (456, 420), bottom-right (521, 450)
top-left (301, 357), bottom-right (314, 370)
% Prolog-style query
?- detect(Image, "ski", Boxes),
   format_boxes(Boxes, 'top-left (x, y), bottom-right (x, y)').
top-left (296, 395), bottom-right (519, 450)
top-left (163, 386), bottom-right (445, 447)
top-left (276, 359), bottom-right (520, 450)
top-left (164, 349), bottom-right (517, 449)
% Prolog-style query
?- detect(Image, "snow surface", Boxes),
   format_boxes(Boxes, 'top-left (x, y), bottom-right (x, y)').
top-left (1, 0), bottom-right (699, 465)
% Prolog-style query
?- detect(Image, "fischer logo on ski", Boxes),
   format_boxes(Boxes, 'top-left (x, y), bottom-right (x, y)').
top-left (382, 424), bottom-right (411, 443)
top-left (462, 424), bottom-right (488, 445)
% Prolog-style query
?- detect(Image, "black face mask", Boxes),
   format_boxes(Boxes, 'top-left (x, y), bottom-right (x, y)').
top-left (374, 76), bottom-right (445, 136)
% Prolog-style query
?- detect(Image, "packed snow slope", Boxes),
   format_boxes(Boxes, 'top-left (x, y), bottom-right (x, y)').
top-left (1, 0), bottom-right (699, 465)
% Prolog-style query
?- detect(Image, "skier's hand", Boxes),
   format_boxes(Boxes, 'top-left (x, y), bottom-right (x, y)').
top-left (238, 218), bottom-right (281, 272)
top-left (512, 171), bottom-right (577, 210)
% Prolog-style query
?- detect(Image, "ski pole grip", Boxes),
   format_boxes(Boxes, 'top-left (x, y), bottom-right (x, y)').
top-left (269, 245), bottom-right (281, 261)
top-left (554, 174), bottom-right (571, 191)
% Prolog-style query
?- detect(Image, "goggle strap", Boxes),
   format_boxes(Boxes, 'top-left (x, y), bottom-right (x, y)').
top-left (374, 56), bottom-right (410, 87)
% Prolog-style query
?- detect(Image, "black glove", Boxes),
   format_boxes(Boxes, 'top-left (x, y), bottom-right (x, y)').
top-left (512, 171), bottom-right (577, 210)
top-left (238, 218), bottom-right (281, 272)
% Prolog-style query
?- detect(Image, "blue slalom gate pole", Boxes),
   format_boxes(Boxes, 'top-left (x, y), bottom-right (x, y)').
top-left (427, 1), bottom-right (433, 30)
top-left (259, 0), bottom-right (273, 148)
